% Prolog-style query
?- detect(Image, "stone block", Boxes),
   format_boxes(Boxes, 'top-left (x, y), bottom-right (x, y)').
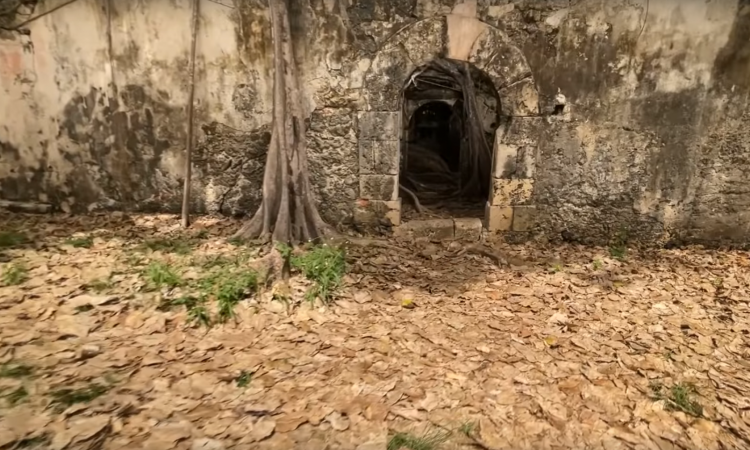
top-left (394, 219), bottom-right (455, 240)
top-left (485, 203), bottom-right (513, 232)
top-left (496, 117), bottom-right (542, 147)
top-left (492, 141), bottom-right (536, 179)
top-left (499, 78), bottom-right (539, 117)
top-left (512, 205), bottom-right (536, 232)
top-left (353, 198), bottom-right (401, 226)
top-left (491, 178), bottom-right (534, 206)
top-left (359, 174), bottom-right (398, 200)
top-left (447, 13), bottom-right (487, 61)
top-left (361, 45), bottom-right (414, 111)
top-left (401, 18), bottom-right (446, 66)
top-left (357, 111), bottom-right (400, 140)
top-left (359, 140), bottom-right (400, 174)
top-left (515, 145), bottom-right (536, 178)
top-left (492, 142), bottom-right (518, 178)
top-left (454, 217), bottom-right (482, 240)
top-left (469, 26), bottom-right (530, 87)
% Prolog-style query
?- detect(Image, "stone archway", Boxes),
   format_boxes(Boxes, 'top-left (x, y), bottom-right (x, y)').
top-left (354, 2), bottom-right (540, 233)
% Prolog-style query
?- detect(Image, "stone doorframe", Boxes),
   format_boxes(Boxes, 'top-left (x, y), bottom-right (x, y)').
top-left (354, 7), bottom-right (541, 233)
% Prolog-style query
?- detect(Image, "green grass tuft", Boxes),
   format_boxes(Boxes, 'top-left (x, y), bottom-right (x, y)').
top-left (291, 244), bottom-right (346, 304)
top-left (0, 231), bottom-right (28, 249)
top-left (458, 421), bottom-right (476, 437)
top-left (160, 295), bottom-right (212, 328)
top-left (649, 381), bottom-right (703, 417)
top-left (0, 363), bottom-right (34, 379)
top-left (65, 236), bottom-right (94, 248)
top-left (85, 277), bottom-right (114, 293)
top-left (4, 386), bottom-right (29, 406)
top-left (187, 304), bottom-right (212, 328)
top-left (2, 261), bottom-right (28, 286)
top-left (140, 237), bottom-right (195, 255)
top-left (11, 434), bottom-right (49, 449)
top-left (236, 370), bottom-right (253, 388)
top-left (198, 268), bottom-right (258, 323)
top-left (608, 228), bottom-right (629, 261)
top-left (142, 261), bottom-right (182, 290)
top-left (49, 383), bottom-right (108, 411)
top-left (387, 428), bottom-right (451, 450)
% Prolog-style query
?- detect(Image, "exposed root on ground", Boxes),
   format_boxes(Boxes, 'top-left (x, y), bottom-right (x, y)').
top-left (399, 183), bottom-right (425, 214)
top-left (458, 244), bottom-right (511, 267)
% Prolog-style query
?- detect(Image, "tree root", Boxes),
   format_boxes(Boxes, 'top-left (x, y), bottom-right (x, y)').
top-left (399, 183), bottom-right (424, 214)
top-left (322, 235), bottom-right (406, 252)
top-left (457, 244), bottom-right (510, 267)
top-left (249, 246), bottom-right (287, 284)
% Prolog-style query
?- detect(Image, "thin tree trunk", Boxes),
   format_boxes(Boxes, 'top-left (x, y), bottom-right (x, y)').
top-left (233, 0), bottom-right (333, 245)
top-left (181, 0), bottom-right (200, 228)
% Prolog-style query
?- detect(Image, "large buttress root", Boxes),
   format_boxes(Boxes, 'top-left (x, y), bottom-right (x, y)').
top-left (233, 0), bottom-right (333, 245)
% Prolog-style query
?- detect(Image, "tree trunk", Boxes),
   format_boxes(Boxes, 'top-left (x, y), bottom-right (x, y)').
top-left (181, 0), bottom-right (200, 228)
top-left (233, 0), bottom-right (333, 244)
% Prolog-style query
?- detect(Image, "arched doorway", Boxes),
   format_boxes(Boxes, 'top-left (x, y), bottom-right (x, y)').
top-left (355, 13), bottom-right (540, 233)
top-left (400, 60), bottom-right (501, 221)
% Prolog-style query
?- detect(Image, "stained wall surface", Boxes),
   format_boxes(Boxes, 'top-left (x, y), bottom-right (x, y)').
top-left (1, 0), bottom-right (748, 246)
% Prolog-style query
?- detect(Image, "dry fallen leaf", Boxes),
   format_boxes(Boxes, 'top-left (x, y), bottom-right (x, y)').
top-left (326, 412), bottom-right (350, 431)
top-left (0, 214), bottom-right (747, 450)
top-left (248, 419), bottom-right (276, 442)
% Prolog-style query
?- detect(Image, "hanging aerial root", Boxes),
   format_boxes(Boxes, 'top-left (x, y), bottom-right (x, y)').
top-left (399, 183), bottom-right (424, 214)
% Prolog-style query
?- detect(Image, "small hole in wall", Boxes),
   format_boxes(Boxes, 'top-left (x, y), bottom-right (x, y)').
top-left (553, 104), bottom-right (565, 115)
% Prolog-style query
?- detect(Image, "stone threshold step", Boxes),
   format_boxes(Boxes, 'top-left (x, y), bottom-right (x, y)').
top-left (393, 217), bottom-right (483, 241)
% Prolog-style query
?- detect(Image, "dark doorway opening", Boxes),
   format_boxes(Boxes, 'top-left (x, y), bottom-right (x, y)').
top-left (407, 101), bottom-right (461, 173)
top-left (400, 60), bottom-right (500, 221)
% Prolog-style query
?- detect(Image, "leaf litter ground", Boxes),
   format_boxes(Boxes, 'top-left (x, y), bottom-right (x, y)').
top-left (0, 213), bottom-right (749, 450)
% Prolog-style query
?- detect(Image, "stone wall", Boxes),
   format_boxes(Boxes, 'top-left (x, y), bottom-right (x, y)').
top-left (1, 0), bottom-right (748, 246)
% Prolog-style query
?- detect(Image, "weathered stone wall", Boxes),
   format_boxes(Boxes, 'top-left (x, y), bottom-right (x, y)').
top-left (1, 0), bottom-right (748, 245)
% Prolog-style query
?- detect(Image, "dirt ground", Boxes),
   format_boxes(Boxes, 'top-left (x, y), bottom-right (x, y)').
top-left (0, 213), bottom-right (749, 450)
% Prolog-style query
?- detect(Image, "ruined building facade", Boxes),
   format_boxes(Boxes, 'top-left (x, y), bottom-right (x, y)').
top-left (1, 0), bottom-right (749, 245)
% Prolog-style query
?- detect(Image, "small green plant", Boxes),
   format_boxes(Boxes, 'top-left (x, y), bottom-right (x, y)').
top-left (187, 304), bottom-right (212, 328)
top-left (197, 267), bottom-right (258, 323)
top-left (2, 262), bottom-right (28, 286)
top-left (608, 228), bottom-right (629, 260)
top-left (387, 428), bottom-right (451, 450)
top-left (276, 242), bottom-right (293, 261)
top-left (0, 231), bottom-right (28, 249)
top-left (75, 304), bottom-right (95, 313)
top-left (199, 254), bottom-right (235, 269)
top-left (592, 259), bottom-right (603, 270)
top-left (142, 262), bottom-right (182, 290)
top-left (10, 434), bottom-right (49, 449)
top-left (159, 294), bottom-right (196, 311)
top-left (216, 270), bottom-right (258, 322)
top-left (227, 236), bottom-right (249, 247)
top-left (158, 295), bottom-right (212, 328)
top-left (649, 381), bottom-right (703, 417)
top-left (236, 370), bottom-right (253, 388)
top-left (86, 277), bottom-right (114, 293)
top-left (291, 244), bottom-right (346, 304)
top-left (49, 383), bottom-right (108, 411)
top-left (140, 238), bottom-right (194, 255)
top-left (549, 262), bottom-right (564, 273)
top-left (4, 386), bottom-right (28, 406)
top-left (65, 235), bottom-right (94, 248)
top-left (458, 421), bottom-right (476, 437)
top-left (0, 363), bottom-right (34, 379)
